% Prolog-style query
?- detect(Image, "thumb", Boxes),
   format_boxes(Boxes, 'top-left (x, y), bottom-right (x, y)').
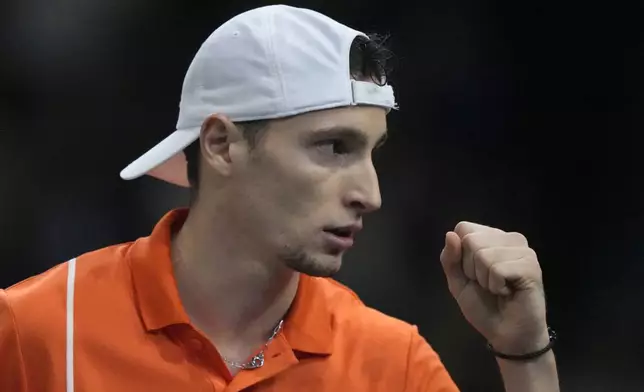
top-left (440, 231), bottom-right (468, 297)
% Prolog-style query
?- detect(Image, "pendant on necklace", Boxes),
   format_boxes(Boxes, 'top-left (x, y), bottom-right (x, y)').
top-left (246, 352), bottom-right (265, 369)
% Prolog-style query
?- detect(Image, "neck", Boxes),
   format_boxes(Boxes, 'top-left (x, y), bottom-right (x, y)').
top-left (170, 205), bottom-right (299, 347)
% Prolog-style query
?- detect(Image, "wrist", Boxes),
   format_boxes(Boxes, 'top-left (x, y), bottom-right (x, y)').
top-left (496, 350), bottom-right (560, 392)
top-left (488, 327), bottom-right (556, 361)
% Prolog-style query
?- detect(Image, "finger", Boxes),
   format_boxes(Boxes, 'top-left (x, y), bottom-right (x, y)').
top-left (440, 231), bottom-right (467, 297)
top-left (488, 262), bottom-right (512, 296)
top-left (461, 231), bottom-right (529, 282)
top-left (473, 247), bottom-right (534, 295)
top-left (488, 252), bottom-right (542, 295)
top-left (454, 221), bottom-right (504, 239)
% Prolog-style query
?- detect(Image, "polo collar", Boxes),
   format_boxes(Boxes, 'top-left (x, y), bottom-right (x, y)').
top-left (282, 274), bottom-right (335, 355)
top-left (129, 208), bottom-right (191, 331)
top-left (128, 208), bottom-right (335, 355)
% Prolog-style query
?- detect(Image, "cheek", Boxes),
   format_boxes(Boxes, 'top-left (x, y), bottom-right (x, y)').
top-left (247, 158), bottom-right (335, 236)
top-left (272, 174), bottom-right (326, 219)
top-left (263, 153), bottom-right (329, 209)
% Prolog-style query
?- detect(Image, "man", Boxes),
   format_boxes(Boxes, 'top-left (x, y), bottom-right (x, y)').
top-left (0, 5), bottom-right (559, 391)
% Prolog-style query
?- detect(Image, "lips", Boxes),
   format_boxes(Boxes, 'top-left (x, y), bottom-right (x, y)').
top-left (322, 223), bottom-right (362, 251)
top-left (323, 222), bottom-right (362, 238)
top-left (325, 227), bottom-right (354, 238)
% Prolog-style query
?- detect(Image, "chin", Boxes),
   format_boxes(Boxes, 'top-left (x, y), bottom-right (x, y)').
top-left (281, 249), bottom-right (343, 277)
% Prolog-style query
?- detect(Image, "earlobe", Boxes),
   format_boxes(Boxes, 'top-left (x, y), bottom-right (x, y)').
top-left (200, 114), bottom-right (243, 176)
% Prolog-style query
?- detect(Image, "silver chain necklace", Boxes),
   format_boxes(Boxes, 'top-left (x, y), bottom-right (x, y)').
top-left (222, 320), bottom-right (284, 370)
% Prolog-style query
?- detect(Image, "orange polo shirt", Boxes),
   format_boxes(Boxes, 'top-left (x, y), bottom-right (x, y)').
top-left (0, 209), bottom-right (459, 392)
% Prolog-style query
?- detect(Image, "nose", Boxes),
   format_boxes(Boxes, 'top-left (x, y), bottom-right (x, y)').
top-left (344, 160), bottom-right (382, 214)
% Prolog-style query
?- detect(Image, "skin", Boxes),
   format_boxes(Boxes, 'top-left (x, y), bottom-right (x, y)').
top-left (441, 223), bottom-right (559, 391)
top-left (171, 105), bottom-right (559, 389)
top-left (172, 106), bottom-right (386, 373)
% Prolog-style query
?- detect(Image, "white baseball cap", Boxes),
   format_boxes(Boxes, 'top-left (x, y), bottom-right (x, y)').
top-left (119, 4), bottom-right (398, 187)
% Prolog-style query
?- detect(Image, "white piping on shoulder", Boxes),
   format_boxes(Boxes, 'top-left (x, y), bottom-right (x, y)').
top-left (66, 258), bottom-right (77, 392)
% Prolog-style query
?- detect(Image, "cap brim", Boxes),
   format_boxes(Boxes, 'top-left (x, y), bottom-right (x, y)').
top-left (119, 127), bottom-right (200, 188)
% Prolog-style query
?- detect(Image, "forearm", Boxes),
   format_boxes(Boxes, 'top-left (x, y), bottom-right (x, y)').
top-left (496, 351), bottom-right (559, 392)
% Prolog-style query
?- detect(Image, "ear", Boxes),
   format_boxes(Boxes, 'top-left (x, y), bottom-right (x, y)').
top-left (199, 114), bottom-right (245, 176)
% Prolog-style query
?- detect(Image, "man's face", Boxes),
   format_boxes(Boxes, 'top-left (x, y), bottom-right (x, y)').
top-left (228, 106), bottom-right (388, 277)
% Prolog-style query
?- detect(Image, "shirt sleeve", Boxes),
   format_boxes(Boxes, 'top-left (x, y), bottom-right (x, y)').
top-left (404, 325), bottom-right (460, 392)
top-left (0, 289), bottom-right (28, 391)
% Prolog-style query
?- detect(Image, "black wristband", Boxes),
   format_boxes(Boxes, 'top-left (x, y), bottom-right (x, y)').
top-left (487, 327), bottom-right (557, 361)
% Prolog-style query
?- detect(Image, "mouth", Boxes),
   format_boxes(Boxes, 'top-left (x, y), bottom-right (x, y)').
top-left (324, 227), bottom-right (355, 239)
top-left (322, 224), bottom-right (362, 250)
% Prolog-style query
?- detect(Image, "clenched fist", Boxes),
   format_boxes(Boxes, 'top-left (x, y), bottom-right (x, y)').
top-left (440, 222), bottom-right (550, 355)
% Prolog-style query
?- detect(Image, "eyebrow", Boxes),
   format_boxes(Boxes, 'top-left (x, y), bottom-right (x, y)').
top-left (310, 126), bottom-right (388, 149)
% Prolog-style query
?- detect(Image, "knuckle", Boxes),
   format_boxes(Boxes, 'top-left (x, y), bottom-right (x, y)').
top-left (527, 247), bottom-right (538, 259)
top-left (518, 246), bottom-right (538, 261)
top-left (507, 231), bottom-right (529, 246)
top-left (462, 233), bottom-right (484, 255)
top-left (461, 232), bottom-right (475, 248)
top-left (517, 252), bottom-right (542, 279)
top-left (454, 221), bottom-right (470, 235)
top-left (524, 250), bottom-right (542, 271)
top-left (488, 260), bottom-right (504, 277)
top-left (474, 246), bottom-right (493, 266)
top-left (463, 230), bottom-right (485, 244)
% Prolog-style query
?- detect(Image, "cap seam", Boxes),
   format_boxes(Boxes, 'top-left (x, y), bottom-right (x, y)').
top-left (265, 8), bottom-right (287, 113)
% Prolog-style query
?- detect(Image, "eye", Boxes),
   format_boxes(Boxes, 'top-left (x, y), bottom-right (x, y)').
top-left (314, 138), bottom-right (351, 155)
